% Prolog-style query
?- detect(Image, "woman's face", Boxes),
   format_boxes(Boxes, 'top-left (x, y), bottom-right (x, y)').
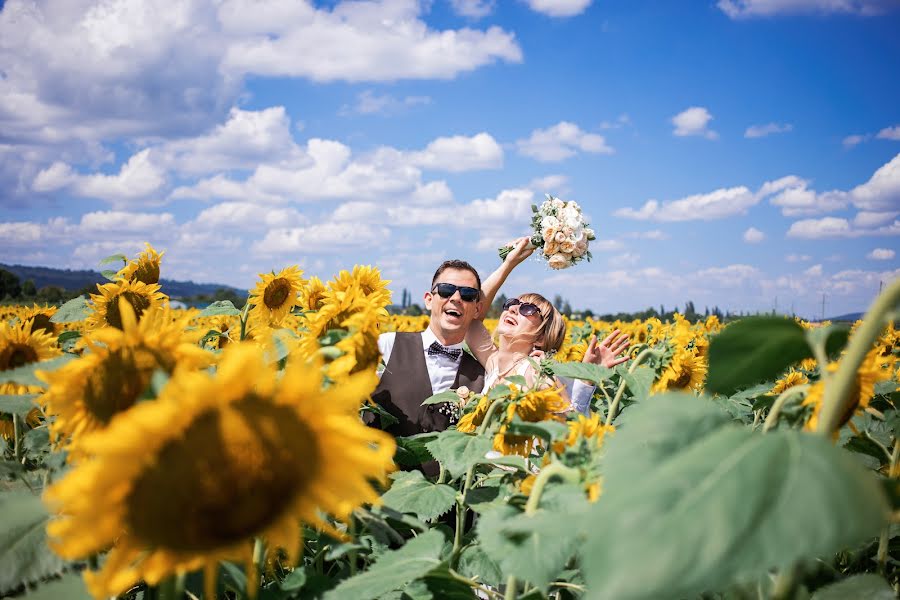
top-left (496, 298), bottom-right (544, 347)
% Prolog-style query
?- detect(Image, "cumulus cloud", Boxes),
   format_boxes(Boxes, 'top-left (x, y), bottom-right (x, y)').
top-left (717, 0), bottom-right (894, 18)
top-left (878, 125), bottom-right (900, 141)
top-left (338, 90), bottom-right (432, 116)
top-left (849, 153), bottom-right (900, 212)
top-left (743, 227), bottom-right (765, 243)
top-left (843, 134), bottom-right (869, 148)
top-left (528, 174), bottom-right (570, 194)
top-left (524, 0), bottom-right (594, 17)
top-left (517, 121), bottom-right (613, 162)
top-left (614, 186), bottom-right (755, 221)
top-left (868, 248), bottom-right (895, 260)
top-left (787, 216), bottom-right (900, 238)
top-left (449, 0), bottom-right (496, 18)
top-left (409, 133), bottom-right (503, 172)
top-left (252, 222), bottom-right (391, 254)
top-left (671, 107), bottom-right (718, 140)
top-left (33, 149), bottom-right (166, 205)
top-left (745, 122), bottom-right (793, 138)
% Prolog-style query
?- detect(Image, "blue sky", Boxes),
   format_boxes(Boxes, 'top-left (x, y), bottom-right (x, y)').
top-left (1, 0), bottom-right (898, 318)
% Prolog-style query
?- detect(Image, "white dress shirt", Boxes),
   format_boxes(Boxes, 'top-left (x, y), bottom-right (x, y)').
top-left (377, 329), bottom-right (464, 394)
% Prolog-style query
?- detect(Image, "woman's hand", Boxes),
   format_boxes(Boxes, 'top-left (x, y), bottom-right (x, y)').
top-left (503, 236), bottom-right (535, 267)
top-left (582, 330), bottom-right (630, 369)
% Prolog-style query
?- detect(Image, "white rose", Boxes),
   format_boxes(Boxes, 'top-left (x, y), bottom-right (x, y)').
top-left (572, 227), bottom-right (584, 242)
top-left (542, 215), bottom-right (560, 231)
top-left (554, 231), bottom-right (566, 243)
top-left (573, 240), bottom-right (588, 257)
top-left (560, 240), bottom-right (576, 253)
top-left (562, 206), bottom-right (581, 224)
top-left (544, 240), bottom-right (559, 255)
top-left (552, 198), bottom-right (565, 210)
top-left (542, 226), bottom-right (558, 243)
top-left (584, 227), bottom-right (596, 240)
top-left (548, 253), bottom-right (569, 270)
top-left (562, 226), bottom-right (574, 238)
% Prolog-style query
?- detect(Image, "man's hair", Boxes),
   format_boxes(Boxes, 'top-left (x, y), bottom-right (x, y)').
top-left (431, 260), bottom-right (482, 290)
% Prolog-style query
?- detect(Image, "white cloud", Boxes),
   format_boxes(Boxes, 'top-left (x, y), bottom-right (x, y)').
top-left (338, 90), bottom-right (432, 116)
top-left (79, 210), bottom-right (176, 234)
top-left (410, 133), bottom-right (503, 172)
top-left (599, 114), bottom-right (631, 130)
top-left (517, 121), bottom-right (613, 162)
top-left (745, 122), bottom-right (793, 138)
top-left (786, 254), bottom-right (812, 262)
top-left (252, 223), bottom-right (391, 254)
top-left (877, 125), bottom-right (900, 141)
top-left (868, 248), bottom-right (895, 260)
top-left (609, 252), bottom-right (640, 267)
top-left (614, 186), bottom-right (756, 221)
top-left (786, 216), bottom-right (900, 238)
top-left (33, 149), bottom-right (166, 205)
top-left (626, 230), bottom-right (670, 240)
top-left (843, 134), bottom-right (869, 148)
top-left (717, 0), bottom-right (892, 18)
top-left (853, 211), bottom-right (898, 228)
top-left (849, 153), bottom-right (900, 212)
top-left (525, 0), bottom-right (593, 17)
top-left (450, 0), bottom-right (496, 18)
top-left (743, 227), bottom-right (765, 243)
top-left (804, 264), bottom-right (823, 277)
top-left (190, 202), bottom-right (309, 230)
top-left (671, 107), bottom-right (718, 140)
top-left (767, 184), bottom-right (848, 216)
top-left (220, 1), bottom-right (523, 81)
top-left (528, 174), bottom-right (570, 194)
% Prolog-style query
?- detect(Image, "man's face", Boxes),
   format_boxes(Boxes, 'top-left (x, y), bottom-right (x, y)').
top-left (424, 268), bottom-right (482, 345)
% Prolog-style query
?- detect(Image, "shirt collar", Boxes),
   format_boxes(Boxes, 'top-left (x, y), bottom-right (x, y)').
top-left (422, 327), bottom-right (464, 351)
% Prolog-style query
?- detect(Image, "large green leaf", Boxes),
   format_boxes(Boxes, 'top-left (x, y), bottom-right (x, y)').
top-left (394, 433), bottom-right (438, 468)
top-left (545, 362), bottom-right (614, 385)
top-left (324, 529), bottom-right (445, 600)
top-left (810, 574), bottom-right (895, 600)
top-left (421, 391), bottom-right (458, 406)
top-left (17, 573), bottom-right (91, 600)
top-left (805, 323), bottom-right (851, 360)
top-left (0, 355), bottom-right (76, 387)
top-left (389, 567), bottom-right (477, 600)
top-left (380, 471), bottom-right (457, 521)
top-left (0, 492), bottom-right (66, 594)
top-left (198, 300), bottom-right (242, 317)
top-left (580, 394), bottom-right (891, 600)
top-left (49, 296), bottom-right (91, 323)
top-left (477, 505), bottom-right (582, 590)
top-left (504, 418), bottom-right (568, 444)
top-left (457, 545), bottom-right (504, 588)
top-left (706, 316), bottom-right (812, 395)
top-left (0, 394), bottom-right (39, 416)
top-left (425, 430), bottom-right (492, 480)
top-left (621, 365), bottom-right (655, 403)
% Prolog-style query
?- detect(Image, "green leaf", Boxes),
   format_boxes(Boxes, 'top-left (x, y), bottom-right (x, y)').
top-left (477, 505), bottom-right (582, 590)
top-left (394, 433), bottom-right (438, 468)
top-left (0, 492), bottom-right (66, 594)
top-left (380, 471), bottom-right (457, 521)
top-left (324, 530), bottom-right (445, 600)
top-left (279, 567), bottom-right (307, 592)
top-left (421, 391), bottom-right (458, 406)
top-left (23, 428), bottom-right (49, 454)
top-left (425, 430), bottom-right (493, 480)
top-left (100, 269), bottom-right (119, 281)
top-left (198, 300), bottom-right (241, 317)
top-left (0, 355), bottom-right (76, 387)
top-left (98, 253), bottom-right (127, 266)
top-left (805, 323), bottom-right (851, 360)
top-left (458, 545), bottom-right (504, 588)
top-left (488, 384), bottom-right (512, 400)
top-left (621, 365), bottom-right (655, 403)
top-left (504, 375), bottom-right (528, 387)
top-left (810, 574), bottom-right (894, 600)
top-left (0, 394), bottom-right (39, 416)
top-left (706, 316), bottom-right (813, 396)
top-left (545, 361), bottom-right (614, 385)
top-left (504, 418), bottom-right (568, 444)
top-left (49, 296), bottom-right (91, 323)
top-left (17, 573), bottom-right (92, 600)
top-left (57, 331), bottom-right (81, 345)
top-left (477, 454), bottom-right (529, 472)
top-left (0, 460), bottom-right (24, 478)
top-left (581, 393), bottom-right (891, 600)
top-left (393, 567), bottom-right (478, 600)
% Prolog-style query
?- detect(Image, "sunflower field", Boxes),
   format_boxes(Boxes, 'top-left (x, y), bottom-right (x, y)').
top-left (1, 245), bottom-right (899, 600)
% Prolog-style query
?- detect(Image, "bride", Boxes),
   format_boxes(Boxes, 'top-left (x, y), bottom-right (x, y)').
top-left (470, 238), bottom-right (630, 412)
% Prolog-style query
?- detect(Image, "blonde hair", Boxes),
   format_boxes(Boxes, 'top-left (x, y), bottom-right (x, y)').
top-left (517, 292), bottom-right (566, 353)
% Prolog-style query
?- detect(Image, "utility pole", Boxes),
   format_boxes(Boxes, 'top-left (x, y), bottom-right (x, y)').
top-left (820, 293), bottom-right (827, 322)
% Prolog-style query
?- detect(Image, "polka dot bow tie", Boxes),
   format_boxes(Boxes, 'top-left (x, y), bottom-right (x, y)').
top-left (427, 341), bottom-right (462, 360)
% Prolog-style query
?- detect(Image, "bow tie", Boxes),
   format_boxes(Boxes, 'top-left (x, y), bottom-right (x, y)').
top-left (427, 341), bottom-right (462, 361)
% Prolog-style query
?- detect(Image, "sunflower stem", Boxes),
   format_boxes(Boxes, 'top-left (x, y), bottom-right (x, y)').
top-left (504, 574), bottom-right (518, 600)
top-left (605, 348), bottom-right (663, 427)
top-left (524, 462), bottom-right (579, 516)
top-left (878, 439), bottom-right (900, 574)
top-left (762, 385), bottom-right (810, 433)
top-left (348, 518), bottom-right (358, 576)
top-left (12, 414), bottom-right (21, 463)
top-left (447, 569), bottom-right (503, 600)
top-left (156, 576), bottom-right (177, 600)
top-left (816, 277), bottom-right (900, 437)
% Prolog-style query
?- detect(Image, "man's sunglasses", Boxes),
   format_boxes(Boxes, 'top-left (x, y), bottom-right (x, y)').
top-left (432, 283), bottom-right (480, 302)
top-left (502, 298), bottom-right (543, 318)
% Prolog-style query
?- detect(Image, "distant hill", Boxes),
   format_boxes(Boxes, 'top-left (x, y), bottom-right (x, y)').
top-left (0, 263), bottom-right (244, 299)
top-left (825, 312), bottom-right (864, 323)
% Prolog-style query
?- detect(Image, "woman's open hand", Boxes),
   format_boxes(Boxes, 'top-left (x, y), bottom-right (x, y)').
top-left (582, 330), bottom-right (630, 369)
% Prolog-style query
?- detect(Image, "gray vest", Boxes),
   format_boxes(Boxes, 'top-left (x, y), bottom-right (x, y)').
top-left (371, 332), bottom-right (485, 437)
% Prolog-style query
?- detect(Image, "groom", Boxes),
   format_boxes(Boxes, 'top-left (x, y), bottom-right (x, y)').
top-left (371, 258), bottom-right (487, 437)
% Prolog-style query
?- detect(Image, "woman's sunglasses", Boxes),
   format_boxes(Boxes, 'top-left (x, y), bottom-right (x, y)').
top-left (432, 282), bottom-right (480, 302)
top-left (502, 298), bottom-right (543, 318)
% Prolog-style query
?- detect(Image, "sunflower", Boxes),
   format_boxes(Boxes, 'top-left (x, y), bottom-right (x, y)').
top-left (328, 266), bottom-right (392, 306)
top-left (456, 395), bottom-right (491, 433)
top-left (21, 305), bottom-right (59, 337)
top-left (249, 266), bottom-right (305, 328)
top-left (44, 343), bottom-right (395, 600)
top-left (86, 279), bottom-right (168, 331)
top-left (117, 243), bottom-right (164, 285)
top-left (0, 320), bottom-right (60, 395)
top-left (771, 369), bottom-right (808, 395)
top-left (40, 301), bottom-right (214, 448)
top-left (652, 349), bottom-right (707, 393)
top-left (802, 352), bottom-right (884, 433)
top-left (299, 276), bottom-right (327, 312)
top-left (494, 387), bottom-right (568, 456)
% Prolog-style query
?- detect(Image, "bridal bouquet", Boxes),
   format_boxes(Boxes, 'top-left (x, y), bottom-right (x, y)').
top-left (499, 194), bottom-right (595, 270)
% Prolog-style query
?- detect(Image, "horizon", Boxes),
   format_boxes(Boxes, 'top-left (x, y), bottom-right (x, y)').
top-left (1, 0), bottom-right (898, 318)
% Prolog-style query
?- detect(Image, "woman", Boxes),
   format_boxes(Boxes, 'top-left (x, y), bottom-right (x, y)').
top-left (470, 238), bottom-right (630, 412)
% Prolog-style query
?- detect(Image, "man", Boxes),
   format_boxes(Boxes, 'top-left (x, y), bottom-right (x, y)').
top-left (371, 258), bottom-right (487, 437)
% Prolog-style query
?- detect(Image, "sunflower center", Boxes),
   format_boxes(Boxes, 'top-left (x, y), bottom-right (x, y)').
top-left (126, 397), bottom-right (318, 552)
top-left (0, 343), bottom-right (39, 370)
top-left (28, 314), bottom-right (55, 336)
top-left (671, 365), bottom-right (695, 389)
top-left (83, 350), bottom-right (153, 424)
top-left (134, 261), bottom-right (161, 285)
top-left (105, 292), bottom-right (152, 329)
top-left (263, 278), bottom-right (292, 310)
